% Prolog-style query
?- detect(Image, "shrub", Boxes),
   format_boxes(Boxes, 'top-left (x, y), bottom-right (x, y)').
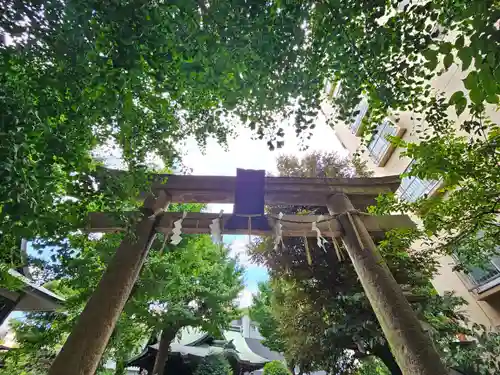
top-left (194, 354), bottom-right (233, 375)
top-left (262, 360), bottom-right (289, 375)
top-left (355, 357), bottom-right (390, 375)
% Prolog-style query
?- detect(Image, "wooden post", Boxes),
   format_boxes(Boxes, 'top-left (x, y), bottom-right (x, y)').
top-left (327, 193), bottom-right (447, 375)
top-left (0, 293), bottom-right (23, 326)
top-left (48, 191), bottom-right (170, 375)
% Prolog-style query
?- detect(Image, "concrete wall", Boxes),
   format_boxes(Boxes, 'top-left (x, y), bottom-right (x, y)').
top-left (433, 255), bottom-right (500, 328)
top-left (232, 316), bottom-right (264, 340)
top-left (241, 315), bottom-right (264, 340)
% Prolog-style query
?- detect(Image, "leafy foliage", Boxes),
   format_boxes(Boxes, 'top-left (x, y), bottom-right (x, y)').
top-left (304, 3), bottom-right (500, 373)
top-left (355, 358), bottom-right (390, 375)
top-left (252, 258), bottom-right (500, 375)
top-left (2, 0), bottom-right (497, 294)
top-left (262, 360), bottom-right (290, 375)
top-left (1, 0), bottom-right (498, 268)
top-left (124, 234), bottom-right (243, 335)
top-left (194, 355), bottom-right (232, 375)
top-left (249, 282), bottom-right (285, 354)
top-left (250, 152), bottom-right (500, 375)
top-left (438, 324), bottom-right (500, 375)
top-left (273, 151), bottom-right (373, 179)
top-left (318, 0), bottom-right (500, 269)
top-left (316, 0), bottom-right (498, 129)
top-left (371, 126), bottom-right (499, 270)
top-left (1, 217), bottom-right (243, 375)
top-left (0, 313), bottom-right (61, 375)
top-left (252, 152), bottom-right (384, 374)
top-left (2, 1), bottom-right (499, 374)
top-left (0, 0), bottom-right (321, 280)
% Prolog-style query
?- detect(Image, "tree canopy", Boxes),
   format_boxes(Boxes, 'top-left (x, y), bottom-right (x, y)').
top-left (1, 203), bottom-right (243, 375)
top-left (2, 0), bottom-right (497, 280)
top-left (194, 355), bottom-right (232, 375)
top-left (1, 0), bottom-right (499, 374)
top-left (250, 152), bottom-right (500, 375)
top-left (314, 0), bottom-right (499, 269)
top-left (0, 0), bottom-right (321, 279)
top-left (262, 360), bottom-right (290, 375)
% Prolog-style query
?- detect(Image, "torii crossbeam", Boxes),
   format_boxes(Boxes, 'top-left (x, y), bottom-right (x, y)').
top-left (88, 211), bottom-right (415, 239)
top-left (48, 171), bottom-right (447, 375)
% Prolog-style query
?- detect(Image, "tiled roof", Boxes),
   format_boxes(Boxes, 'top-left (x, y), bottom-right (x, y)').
top-left (244, 338), bottom-right (283, 361)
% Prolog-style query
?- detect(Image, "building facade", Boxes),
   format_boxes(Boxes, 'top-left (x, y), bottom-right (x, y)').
top-left (129, 316), bottom-right (283, 375)
top-left (230, 315), bottom-right (265, 341)
top-left (323, 64), bottom-right (500, 330)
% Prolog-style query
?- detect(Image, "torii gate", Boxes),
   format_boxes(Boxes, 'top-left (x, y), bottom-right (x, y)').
top-left (48, 171), bottom-right (447, 375)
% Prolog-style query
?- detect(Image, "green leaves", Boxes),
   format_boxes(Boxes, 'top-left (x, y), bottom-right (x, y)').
top-left (423, 49), bottom-right (439, 71)
top-left (0, 0), bottom-right (324, 279)
top-left (457, 46), bottom-right (473, 71)
top-left (449, 91), bottom-right (467, 117)
top-left (124, 232), bottom-right (243, 340)
top-left (443, 53), bottom-right (453, 70)
top-left (479, 67), bottom-right (498, 100)
top-left (463, 71), bottom-right (479, 91)
top-left (263, 361), bottom-right (290, 375)
top-left (4, 230), bottom-right (244, 374)
top-left (455, 35), bottom-right (465, 49)
top-left (439, 42), bottom-right (453, 55)
top-left (462, 70), bottom-right (495, 106)
top-left (194, 355), bottom-right (232, 375)
top-left (250, 282), bottom-right (286, 354)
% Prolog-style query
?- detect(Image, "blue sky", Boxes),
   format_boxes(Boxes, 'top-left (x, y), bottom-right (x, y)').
top-left (223, 234), bottom-right (270, 306)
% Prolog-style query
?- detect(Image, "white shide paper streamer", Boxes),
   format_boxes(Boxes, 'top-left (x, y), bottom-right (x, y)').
top-left (312, 215), bottom-right (328, 251)
top-left (209, 211), bottom-right (224, 244)
top-left (170, 211), bottom-right (187, 245)
top-left (273, 212), bottom-right (284, 250)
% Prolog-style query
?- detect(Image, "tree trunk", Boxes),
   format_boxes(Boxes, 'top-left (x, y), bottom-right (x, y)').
top-left (114, 358), bottom-right (126, 375)
top-left (373, 345), bottom-right (403, 375)
top-left (286, 358), bottom-right (295, 375)
top-left (151, 327), bottom-right (178, 375)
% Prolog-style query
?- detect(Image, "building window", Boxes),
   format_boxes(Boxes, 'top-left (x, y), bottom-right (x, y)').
top-left (324, 79), bottom-right (342, 99)
top-left (398, 161), bottom-right (440, 202)
top-left (454, 254), bottom-right (500, 289)
top-left (350, 98), bottom-right (369, 135)
top-left (229, 318), bottom-right (242, 331)
top-left (324, 79), bottom-right (333, 96)
top-left (367, 119), bottom-right (398, 165)
top-left (453, 230), bottom-right (500, 293)
top-left (467, 257), bottom-right (500, 286)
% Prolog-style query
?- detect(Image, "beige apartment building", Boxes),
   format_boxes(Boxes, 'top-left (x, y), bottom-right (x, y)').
top-left (322, 64), bottom-right (500, 330)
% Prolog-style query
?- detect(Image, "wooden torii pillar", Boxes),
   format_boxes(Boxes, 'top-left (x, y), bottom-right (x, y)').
top-left (48, 174), bottom-right (447, 375)
top-left (327, 193), bottom-right (446, 375)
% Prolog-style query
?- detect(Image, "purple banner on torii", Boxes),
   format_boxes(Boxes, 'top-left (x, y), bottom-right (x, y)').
top-left (225, 169), bottom-right (271, 231)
